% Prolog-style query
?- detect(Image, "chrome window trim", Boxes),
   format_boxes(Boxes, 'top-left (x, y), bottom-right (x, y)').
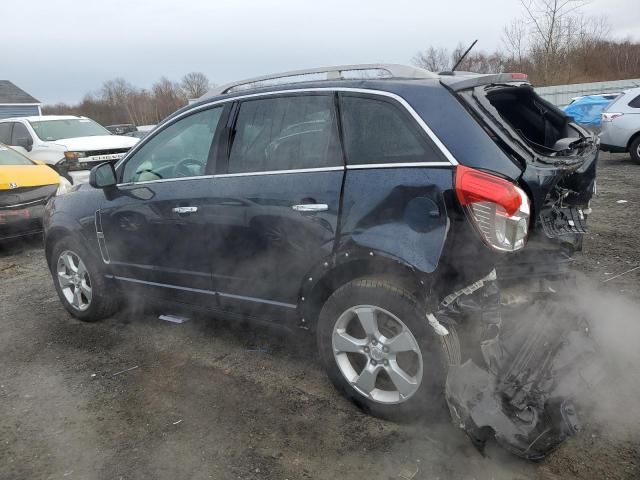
top-left (346, 162), bottom-right (453, 169)
top-left (114, 87), bottom-right (459, 182)
top-left (117, 174), bottom-right (214, 188)
top-left (213, 166), bottom-right (344, 179)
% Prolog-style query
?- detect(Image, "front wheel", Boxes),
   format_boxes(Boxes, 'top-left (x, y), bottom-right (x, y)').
top-left (50, 237), bottom-right (120, 322)
top-left (317, 278), bottom-right (457, 420)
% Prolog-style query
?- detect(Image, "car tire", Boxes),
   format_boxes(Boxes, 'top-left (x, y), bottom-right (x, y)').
top-left (317, 277), bottom-right (459, 421)
top-left (50, 236), bottom-right (120, 322)
top-left (630, 136), bottom-right (640, 164)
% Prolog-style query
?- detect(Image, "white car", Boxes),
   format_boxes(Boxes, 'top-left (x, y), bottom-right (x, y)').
top-left (0, 115), bottom-right (139, 184)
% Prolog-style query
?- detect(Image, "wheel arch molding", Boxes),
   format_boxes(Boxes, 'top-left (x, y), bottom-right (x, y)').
top-left (297, 247), bottom-right (435, 331)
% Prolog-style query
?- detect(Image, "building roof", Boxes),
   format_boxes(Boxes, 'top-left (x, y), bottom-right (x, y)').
top-left (0, 80), bottom-right (41, 105)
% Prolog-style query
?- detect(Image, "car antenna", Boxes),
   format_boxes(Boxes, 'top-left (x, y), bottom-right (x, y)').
top-left (451, 39), bottom-right (478, 72)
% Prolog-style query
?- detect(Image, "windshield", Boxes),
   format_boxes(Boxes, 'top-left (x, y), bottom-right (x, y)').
top-left (29, 118), bottom-right (111, 141)
top-left (0, 145), bottom-right (33, 165)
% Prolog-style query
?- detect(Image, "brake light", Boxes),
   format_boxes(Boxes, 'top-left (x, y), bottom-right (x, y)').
top-left (510, 73), bottom-right (528, 80)
top-left (455, 166), bottom-right (531, 252)
top-left (601, 112), bottom-right (623, 122)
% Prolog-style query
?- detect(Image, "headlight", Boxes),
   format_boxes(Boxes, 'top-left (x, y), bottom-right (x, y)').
top-left (56, 176), bottom-right (73, 196)
top-left (64, 151), bottom-right (87, 161)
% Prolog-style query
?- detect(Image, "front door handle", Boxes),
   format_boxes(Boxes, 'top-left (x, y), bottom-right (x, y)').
top-left (291, 204), bottom-right (328, 212)
top-left (172, 206), bottom-right (198, 214)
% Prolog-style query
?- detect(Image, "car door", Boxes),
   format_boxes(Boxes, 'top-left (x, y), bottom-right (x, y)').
top-left (209, 92), bottom-right (345, 319)
top-left (98, 104), bottom-right (228, 305)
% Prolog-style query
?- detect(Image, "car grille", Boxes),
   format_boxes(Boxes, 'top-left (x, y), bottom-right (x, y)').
top-left (87, 148), bottom-right (131, 158)
top-left (0, 184), bottom-right (57, 208)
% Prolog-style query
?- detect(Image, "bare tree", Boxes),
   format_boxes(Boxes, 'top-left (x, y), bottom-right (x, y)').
top-left (503, 18), bottom-right (528, 66)
top-left (180, 72), bottom-right (211, 99)
top-left (153, 77), bottom-right (187, 122)
top-left (412, 46), bottom-right (450, 72)
top-left (517, 0), bottom-right (591, 83)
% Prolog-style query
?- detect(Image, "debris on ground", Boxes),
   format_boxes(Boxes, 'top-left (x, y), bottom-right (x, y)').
top-left (159, 314), bottom-right (191, 324)
top-left (112, 366), bottom-right (139, 377)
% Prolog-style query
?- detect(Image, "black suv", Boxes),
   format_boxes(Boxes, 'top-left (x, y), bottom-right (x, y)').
top-left (44, 64), bottom-right (598, 459)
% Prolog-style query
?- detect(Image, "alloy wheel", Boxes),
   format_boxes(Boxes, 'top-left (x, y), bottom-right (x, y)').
top-left (332, 305), bottom-right (423, 404)
top-left (56, 250), bottom-right (92, 311)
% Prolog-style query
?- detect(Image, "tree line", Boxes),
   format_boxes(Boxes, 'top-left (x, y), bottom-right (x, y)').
top-left (413, 0), bottom-right (640, 86)
top-left (43, 72), bottom-right (211, 127)
top-left (45, 1), bottom-right (640, 127)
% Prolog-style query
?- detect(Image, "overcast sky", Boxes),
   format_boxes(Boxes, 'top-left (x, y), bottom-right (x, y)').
top-left (1, 0), bottom-right (638, 104)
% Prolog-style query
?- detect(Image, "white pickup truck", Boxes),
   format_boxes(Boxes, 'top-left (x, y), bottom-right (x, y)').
top-left (0, 115), bottom-right (139, 184)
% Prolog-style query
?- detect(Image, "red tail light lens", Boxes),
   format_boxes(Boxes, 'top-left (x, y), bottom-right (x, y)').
top-left (455, 166), bottom-right (530, 252)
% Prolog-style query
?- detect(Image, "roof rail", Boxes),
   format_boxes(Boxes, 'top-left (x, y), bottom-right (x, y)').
top-left (202, 63), bottom-right (437, 98)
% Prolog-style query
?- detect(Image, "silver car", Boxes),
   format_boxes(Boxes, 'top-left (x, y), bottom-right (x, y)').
top-left (600, 86), bottom-right (640, 163)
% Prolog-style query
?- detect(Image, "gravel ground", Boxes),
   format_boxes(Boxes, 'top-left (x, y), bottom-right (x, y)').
top-left (1, 153), bottom-right (639, 480)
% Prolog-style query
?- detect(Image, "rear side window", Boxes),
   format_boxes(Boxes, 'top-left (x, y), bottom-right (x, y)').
top-left (628, 94), bottom-right (640, 108)
top-left (0, 123), bottom-right (12, 144)
top-left (228, 94), bottom-right (341, 173)
top-left (339, 94), bottom-right (443, 165)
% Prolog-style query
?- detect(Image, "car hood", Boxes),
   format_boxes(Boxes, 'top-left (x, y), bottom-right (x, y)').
top-left (51, 135), bottom-right (139, 151)
top-left (0, 164), bottom-right (60, 190)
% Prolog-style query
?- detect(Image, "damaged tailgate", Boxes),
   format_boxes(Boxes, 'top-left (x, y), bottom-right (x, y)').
top-left (442, 74), bottom-right (598, 252)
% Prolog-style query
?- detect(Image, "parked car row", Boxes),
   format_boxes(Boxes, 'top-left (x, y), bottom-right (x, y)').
top-left (599, 86), bottom-right (640, 163)
top-left (0, 115), bottom-right (139, 184)
top-left (0, 143), bottom-right (70, 241)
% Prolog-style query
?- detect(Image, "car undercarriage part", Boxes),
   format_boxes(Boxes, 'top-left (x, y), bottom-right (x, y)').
top-left (432, 271), bottom-right (603, 460)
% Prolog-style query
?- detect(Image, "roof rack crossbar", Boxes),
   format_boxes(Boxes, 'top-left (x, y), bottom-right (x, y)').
top-left (202, 63), bottom-right (437, 98)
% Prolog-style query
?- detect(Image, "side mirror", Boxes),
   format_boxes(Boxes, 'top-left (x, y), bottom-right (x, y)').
top-left (89, 162), bottom-right (117, 189)
top-left (16, 137), bottom-right (33, 152)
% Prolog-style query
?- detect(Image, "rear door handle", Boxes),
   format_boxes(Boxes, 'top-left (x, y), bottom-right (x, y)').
top-left (172, 206), bottom-right (198, 214)
top-left (291, 204), bottom-right (328, 212)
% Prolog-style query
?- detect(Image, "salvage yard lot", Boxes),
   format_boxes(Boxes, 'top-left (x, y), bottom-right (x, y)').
top-left (1, 153), bottom-right (639, 480)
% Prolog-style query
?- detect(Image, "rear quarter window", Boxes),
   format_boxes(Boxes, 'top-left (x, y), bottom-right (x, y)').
top-left (628, 94), bottom-right (640, 108)
top-left (339, 94), bottom-right (445, 165)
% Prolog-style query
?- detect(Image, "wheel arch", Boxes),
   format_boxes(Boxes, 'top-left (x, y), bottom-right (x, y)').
top-left (627, 130), bottom-right (640, 151)
top-left (298, 248), bottom-right (433, 331)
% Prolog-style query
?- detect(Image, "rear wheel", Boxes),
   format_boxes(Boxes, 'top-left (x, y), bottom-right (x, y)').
top-left (630, 137), bottom-right (640, 164)
top-left (317, 277), bottom-right (458, 420)
top-left (50, 237), bottom-right (120, 322)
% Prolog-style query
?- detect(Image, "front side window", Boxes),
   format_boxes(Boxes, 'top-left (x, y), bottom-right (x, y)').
top-left (228, 94), bottom-right (341, 173)
top-left (121, 107), bottom-right (223, 183)
top-left (29, 118), bottom-right (110, 141)
top-left (339, 95), bottom-right (443, 165)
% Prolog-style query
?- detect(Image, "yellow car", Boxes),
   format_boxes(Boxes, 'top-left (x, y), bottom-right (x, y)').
top-left (1, 143), bottom-right (71, 241)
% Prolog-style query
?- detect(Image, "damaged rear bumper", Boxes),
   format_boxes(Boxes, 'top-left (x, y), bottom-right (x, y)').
top-left (430, 270), bottom-right (604, 460)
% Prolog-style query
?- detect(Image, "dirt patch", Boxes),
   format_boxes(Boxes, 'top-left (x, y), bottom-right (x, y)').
top-left (1, 153), bottom-right (639, 479)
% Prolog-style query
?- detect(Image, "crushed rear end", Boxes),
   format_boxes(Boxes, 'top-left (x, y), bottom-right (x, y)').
top-left (433, 73), bottom-right (602, 459)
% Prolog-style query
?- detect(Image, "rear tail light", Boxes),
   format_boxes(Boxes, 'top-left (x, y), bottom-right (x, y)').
top-left (455, 166), bottom-right (531, 252)
top-left (601, 112), bottom-right (623, 122)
